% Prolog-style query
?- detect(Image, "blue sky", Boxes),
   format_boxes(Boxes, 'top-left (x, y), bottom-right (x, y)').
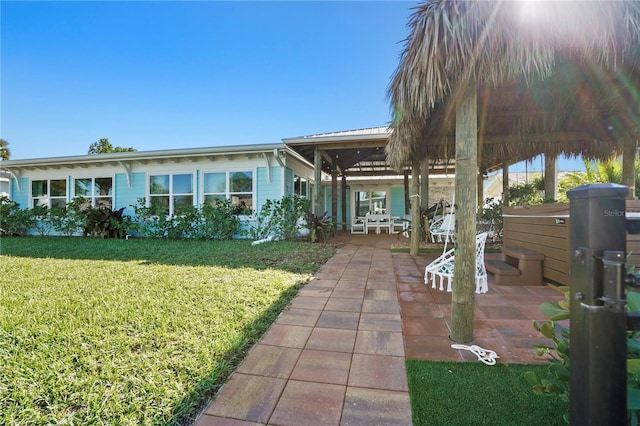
top-left (2, 1), bottom-right (419, 159)
top-left (1, 0), bottom-right (584, 171)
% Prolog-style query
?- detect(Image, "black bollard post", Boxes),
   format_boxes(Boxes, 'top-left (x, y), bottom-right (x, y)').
top-left (567, 183), bottom-right (628, 425)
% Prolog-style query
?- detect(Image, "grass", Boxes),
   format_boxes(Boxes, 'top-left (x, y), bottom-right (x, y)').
top-left (406, 360), bottom-right (567, 425)
top-left (0, 237), bottom-right (336, 425)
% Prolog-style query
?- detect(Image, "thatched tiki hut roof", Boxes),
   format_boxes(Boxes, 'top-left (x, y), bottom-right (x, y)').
top-left (387, 0), bottom-right (640, 170)
top-left (387, 0), bottom-right (640, 343)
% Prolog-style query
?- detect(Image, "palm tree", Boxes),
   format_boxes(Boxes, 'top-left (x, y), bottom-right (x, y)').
top-left (0, 139), bottom-right (10, 160)
top-left (558, 157), bottom-right (640, 201)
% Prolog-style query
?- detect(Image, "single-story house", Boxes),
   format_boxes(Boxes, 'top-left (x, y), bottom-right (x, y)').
top-left (2, 127), bottom-right (460, 235)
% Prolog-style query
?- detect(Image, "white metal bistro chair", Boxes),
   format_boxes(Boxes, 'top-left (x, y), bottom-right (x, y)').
top-left (350, 217), bottom-right (367, 234)
top-left (424, 232), bottom-right (489, 294)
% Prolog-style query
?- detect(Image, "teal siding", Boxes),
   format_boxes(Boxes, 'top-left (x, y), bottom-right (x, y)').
top-left (390, 187), bottom-right (406, 217)
top-left (11, 178), bottom-right (29, 208)
top-left (322, 186), bottom-right (348, 227)
top-left (256, 166), bottom-right (283, 212)
top-left (284, 167), bottom-right (294, 197)
top-left (114, 172), bottom-right (146, 217)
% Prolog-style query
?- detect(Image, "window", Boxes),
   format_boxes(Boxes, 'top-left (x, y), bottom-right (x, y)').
top-left (149, 173), bottom-right (193, 216)
top-left (355, 190), bottom-right (387, 216)
top-left (203, 171), bottom-right (253, 214)
top-left (294, 175), bottom-right (308, 198)
top-left (32, 179), bottom-right (67, 209)
top-left (75, 177), bottom-right (113, 209)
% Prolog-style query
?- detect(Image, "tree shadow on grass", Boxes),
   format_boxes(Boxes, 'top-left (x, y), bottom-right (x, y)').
top-left (0, 236), bottom-right (337, 274)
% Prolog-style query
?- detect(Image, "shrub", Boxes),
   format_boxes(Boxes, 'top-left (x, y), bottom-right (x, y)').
top-left (49, 197), bottom-right (86, 237)
top-left (0, 196), bottom-right (34, 236)
top-left (245, 196), bottom-right (310, 241)
top-left (131, 198), bottom-right (241, 240)
top-left (477, 197), bottom-right (503, 240)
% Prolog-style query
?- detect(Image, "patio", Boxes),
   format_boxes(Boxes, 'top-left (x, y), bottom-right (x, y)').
top-left (196, 232), bottom-right (564, 425)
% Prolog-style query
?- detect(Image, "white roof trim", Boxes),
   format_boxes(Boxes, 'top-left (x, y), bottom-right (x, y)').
top-left (283, 126), bottom-right (391, 144)
top-left (2, 143), bottom-right (305, 168)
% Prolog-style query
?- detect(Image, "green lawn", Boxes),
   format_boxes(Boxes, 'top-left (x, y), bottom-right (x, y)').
top-left (0, 237), bottom-right (335, 425)
top-left (1, 237), bottom-right (567, 425)
top-left (407, 360), bottom-right (567, 425)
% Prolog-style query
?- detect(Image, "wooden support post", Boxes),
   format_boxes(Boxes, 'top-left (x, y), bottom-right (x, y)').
top-left (331, 169), bottom-right (338, 231)
top-left (451, 81), bottom-right (478, 344)
top-left (502, 162), bottom-right (509, 207)
top-left (421, 158), bottom-right (429, 211)
top-left (314, 147), bottom-right (322, 215)
top-left (623, 135), bottom-right (637, 199)
top-left (410, 159), bottom-right (421, 256)
top-left (544, 154), bottom-right (558, 202)
top-left (341, 175), bottom-right (347, 230)
top-left (404, 170), bottom-right (410, 214)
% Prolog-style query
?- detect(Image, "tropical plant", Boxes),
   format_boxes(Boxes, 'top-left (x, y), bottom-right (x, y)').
top-left (305, 210), bottom-right (333, 243)
top-left (0, 138), bottom-right (10, 160)
top-left (477, 197), bottom-right (503, 240)
top-left (83, 205), bottom-right (129, 238)
top-left (244, 196), bottom-right (310, 241)
top-left (49, 198), bottom-right (86, 237)
top-left (88, 138), bottom-right (137, 155)
top-left (558, 158), bottom-right (640, 202)
top-left (507, 177), bottom-right (545, 206)
top-left (0, 196), bottom-right (33, 236)
top-left (131, 198), bottom-right (240, 240)
top-left (29, 205), bottom-right (56, 236)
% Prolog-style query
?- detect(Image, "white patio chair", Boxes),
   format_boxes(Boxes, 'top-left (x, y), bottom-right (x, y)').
top-left (429, 213), bottom-right (456, 243)
top-left (350, 217), bottom-right (366, 234)
top-left (424, 232), bottom-right (489, 294)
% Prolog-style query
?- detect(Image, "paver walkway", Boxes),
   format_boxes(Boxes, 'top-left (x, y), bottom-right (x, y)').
top-left (196, 233), bottom-right (563, 425)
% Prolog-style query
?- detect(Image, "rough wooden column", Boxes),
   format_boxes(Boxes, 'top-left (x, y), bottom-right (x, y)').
top-left (544, 154), bottom-right (558, 202)
top-left (314, 147), bottom-right (322, 215)
top-left (623, 135), bottom-right (637, 199)
top-left (451, 82), bottom-right (478, 344)
top-left (502, 162), bottom-right (509, 207)
top-left (477, 171), bottom-right (484, 210)
top-left (341, 175), bottom-right (347, 230)
top-left (331, 169), bottom-right (338, 230)
top-left (404, 169), bottom-right (410, 214)
top-left (421, 158), bottom-right (429, 211)
top-left (410, 159), bottom-right (421, 256)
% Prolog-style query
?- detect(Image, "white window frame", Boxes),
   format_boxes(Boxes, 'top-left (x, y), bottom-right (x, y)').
top-left (201, 169), bottom-right (255, 217)
top-left (73, 176), bottom-right (114, 209)
top-left (147, 173), bottom-right (194, 216)
top-left (294, 174), bottom-right (309, 198)
top-left (31, 178), bottom-right (67, 209)
top-left (352, 188), bottom-right (389, 217)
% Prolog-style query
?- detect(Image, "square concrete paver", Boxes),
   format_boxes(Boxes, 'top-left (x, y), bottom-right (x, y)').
top-left (341, 387), bottom-right (412, 426)
top-left (362, 299), bottom-right (401, 314)
top-left (204, 373), bottom-right (286, 423)
top-left (358, 313), bottom-right (403, 332)
top-left (290, 349), bottom-right (352, 385)
top-left (325, 297), bottom-right (363, 312)
top-left (354, 330), bottom-right (405, 356)
top-left (348, 353), bottom-right (408, 391)
top-left (305, 328), bottom-right (357, 353)
top-left (269, 381), bottom-right (345, 426)
top-left (236, 344), bottom-right (301, 378)
top-left (276, 308), bottom-right (321, 327)
top-left (316, 311), bottom-right (360, 330)
top-left (259, 324), bottom-right (312, 348)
